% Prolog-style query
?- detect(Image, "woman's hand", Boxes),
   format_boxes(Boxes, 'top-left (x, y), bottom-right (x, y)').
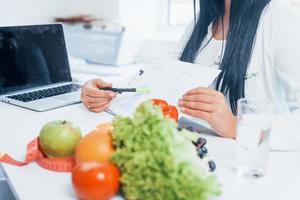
top-left (179, 87), bottom-right (237, 138)
top-left (81, 79), bottom-right (116, 113)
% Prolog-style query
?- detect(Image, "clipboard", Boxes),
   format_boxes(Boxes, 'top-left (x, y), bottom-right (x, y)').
top-left (107, 58), bottom-right (220, 130)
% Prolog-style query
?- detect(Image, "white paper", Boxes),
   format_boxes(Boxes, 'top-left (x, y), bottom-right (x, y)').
top-left (109, 58), bottom-right (221, 121)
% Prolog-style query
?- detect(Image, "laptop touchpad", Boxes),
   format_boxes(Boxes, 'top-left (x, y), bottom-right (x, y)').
top-left (54, 92), bottom-right (81, 102)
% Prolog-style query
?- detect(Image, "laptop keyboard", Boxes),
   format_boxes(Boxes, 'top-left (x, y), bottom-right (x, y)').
top-left (7, 84), bottom-right (81, 102)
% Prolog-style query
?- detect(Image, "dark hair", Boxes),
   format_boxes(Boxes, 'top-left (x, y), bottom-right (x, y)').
top-left (180, 0), bottom-right (271, 114)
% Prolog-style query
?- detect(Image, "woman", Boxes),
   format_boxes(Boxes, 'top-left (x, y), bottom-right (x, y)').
top-left (81, 0), bottom-right (300, 150)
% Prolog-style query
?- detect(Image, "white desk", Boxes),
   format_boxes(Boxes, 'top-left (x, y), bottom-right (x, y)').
top-left (1, 102), bottom-right (300, 200)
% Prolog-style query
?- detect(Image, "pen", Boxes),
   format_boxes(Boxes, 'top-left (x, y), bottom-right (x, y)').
top-left (100, 87), bottom-right (152, 94)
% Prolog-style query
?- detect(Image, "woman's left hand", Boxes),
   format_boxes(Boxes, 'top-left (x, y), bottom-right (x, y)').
top-left (179, 87), bottom-right (237, 138)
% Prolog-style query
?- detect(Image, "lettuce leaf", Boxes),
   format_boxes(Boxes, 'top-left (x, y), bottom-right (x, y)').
top-left (112, 101), bottom-right (221, 200)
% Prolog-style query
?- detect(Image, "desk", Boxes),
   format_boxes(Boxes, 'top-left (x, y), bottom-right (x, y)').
top-left (1, 102), bottom-right (300, 200)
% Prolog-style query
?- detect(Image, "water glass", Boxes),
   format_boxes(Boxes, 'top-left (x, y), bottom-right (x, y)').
top-left (235, 98), bottom-right (274, 178)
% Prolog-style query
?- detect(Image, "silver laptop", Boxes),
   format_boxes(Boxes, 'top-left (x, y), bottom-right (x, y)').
top-left (0, 24), bottom-right (82, 112)
top-left (0, 164), bottom-right (19, 200)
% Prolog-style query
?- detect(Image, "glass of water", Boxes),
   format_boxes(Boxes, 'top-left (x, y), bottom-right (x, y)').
top-left (235, 98), bottom-right (274, 178)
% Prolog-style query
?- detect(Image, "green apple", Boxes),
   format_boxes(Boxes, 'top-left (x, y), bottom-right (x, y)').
top-left (39, 120), bottom-right (82, 158)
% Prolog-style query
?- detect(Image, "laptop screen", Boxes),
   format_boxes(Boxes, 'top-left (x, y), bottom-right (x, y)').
top-left (0, 24), bottom-right (72, 95)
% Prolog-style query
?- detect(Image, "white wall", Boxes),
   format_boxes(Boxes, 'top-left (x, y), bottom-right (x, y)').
top-left (290, 0), bottom-right (300, 7)
top-left (0, 0), bottom-right (180, 39)
top-left (0, 0), bottom-right (118, 26)
top-left (118, 0), bottom-right (169, 39)
top-left (63, 0), bottom-right (119, 19)
top-left (119, 0), bottom-right (156, 35)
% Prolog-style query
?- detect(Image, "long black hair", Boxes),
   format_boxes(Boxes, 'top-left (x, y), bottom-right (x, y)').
top-left (180, 0), bottom-right (271, 114)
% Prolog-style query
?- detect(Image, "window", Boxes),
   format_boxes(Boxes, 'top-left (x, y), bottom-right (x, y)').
top-left (167, 0), bottom-right (195, 26)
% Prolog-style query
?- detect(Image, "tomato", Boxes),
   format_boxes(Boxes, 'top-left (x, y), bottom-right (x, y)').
top-left (72, 162), bottom-right (120, 200)
top-left (164, 105), bottom-right (179, 122)
top-left (151, 99), bottom-right (179, 122)
top-left (151, 99), bottom-right (169, 112)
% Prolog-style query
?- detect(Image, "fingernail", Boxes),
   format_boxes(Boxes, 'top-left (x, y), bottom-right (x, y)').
top-left (179, 98), bottom-right (183, 101)
top-left (109, 92), bottom-right (116, 97)
top-left (180, 107), bottom-right (185, 112)
top-left (178, 101), bottom-right (183, 106)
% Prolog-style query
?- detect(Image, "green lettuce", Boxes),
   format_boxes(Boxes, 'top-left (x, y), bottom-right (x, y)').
top-left (112, 101), bottom-right (221, 200)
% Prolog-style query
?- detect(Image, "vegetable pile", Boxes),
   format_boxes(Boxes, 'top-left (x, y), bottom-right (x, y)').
top-left (112, 101), bottom-right (221, 200)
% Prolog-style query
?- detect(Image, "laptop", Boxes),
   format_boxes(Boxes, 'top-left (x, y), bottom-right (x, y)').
top-left (0, 24), bottom-right (82, 112)
top-left (0, 164), bottom-right (19, 200)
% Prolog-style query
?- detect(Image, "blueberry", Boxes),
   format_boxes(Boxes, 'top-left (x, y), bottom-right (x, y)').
top-left (197, 147), bottom-right (208, 159)
top-left (201, 147), bottom-right (208, 155)
top-left (195, 138), bottom-right (207, 148)
top-left (200, 138), bottom-right (207, 146)
top-left (208, 161), bottom-right (216, 172)
top-left (197, 151), bottom-right (204, 159)
top-left (186, 126), bottom-right (194, 132)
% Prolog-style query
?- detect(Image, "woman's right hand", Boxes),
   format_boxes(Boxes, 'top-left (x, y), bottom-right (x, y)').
top-left (81, 79), bottom-right (116, 113)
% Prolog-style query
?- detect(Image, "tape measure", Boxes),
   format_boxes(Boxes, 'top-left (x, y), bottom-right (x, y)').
top-left (0, 138), bottom-right (75, 173)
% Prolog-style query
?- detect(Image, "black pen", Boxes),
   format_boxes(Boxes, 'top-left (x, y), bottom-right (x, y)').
top-left (100, 87), bottom-right (152, 94)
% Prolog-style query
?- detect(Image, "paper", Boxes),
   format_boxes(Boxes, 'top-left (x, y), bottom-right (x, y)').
top-left (109, 58), bottom-right (221, 121)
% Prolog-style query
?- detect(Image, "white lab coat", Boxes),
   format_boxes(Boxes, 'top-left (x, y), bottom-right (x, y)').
top-left (177, 0), bottom-right (300, 150)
